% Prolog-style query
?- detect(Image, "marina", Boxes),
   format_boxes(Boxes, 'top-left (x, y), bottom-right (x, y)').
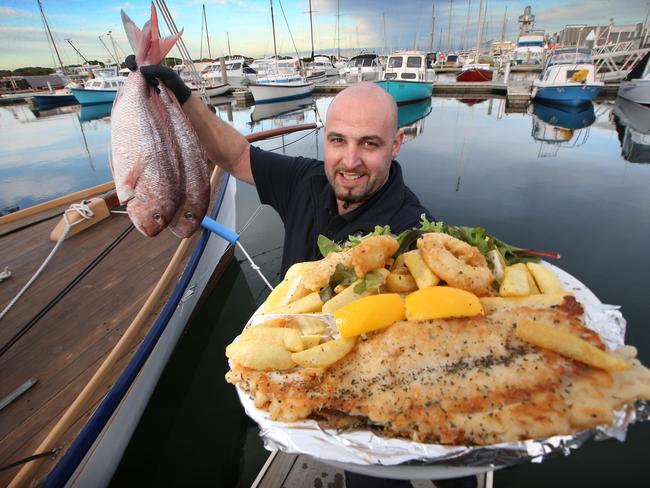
top-left (2, 1), bottom-right (650, 487)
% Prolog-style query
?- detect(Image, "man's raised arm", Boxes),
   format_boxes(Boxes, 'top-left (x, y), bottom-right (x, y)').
top-left (133, 58), bottom-right (254, 185)
top-left (181, 94), bottom-right (253, 185)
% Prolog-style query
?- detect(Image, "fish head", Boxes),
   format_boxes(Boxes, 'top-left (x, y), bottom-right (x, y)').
top-left (169, 205), bottom-right (204, 239)
top-left (127, 192), bottom-right (178, 237)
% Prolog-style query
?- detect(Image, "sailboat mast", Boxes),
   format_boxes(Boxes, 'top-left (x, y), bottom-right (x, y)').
top-left (36, 0), bottom-right (66, 74)
top-left (500, 5), bottom-right (507, 43)
top-left (309, 0), bottom-right (315, 59)
top-left (383, 12), bottom-right (386, 54)
top-left (269, 0), bottom-right (278, 61)
top-left (336, 0), bottom-right (341, 58)
top-left (474, 0), bottom-right (484, 63)
top-left (203, 3), bottom-right (212, 59)
top-left (429, 3), bottom-right (435, 53)
top-left (65, 38), bottom-right (89, 64)
top-left (463, 0), bottom-right (472, 50)
top-left (227, 32), bottom-right (232, 58)
top-left (447, 0), bottom-right (453, 51)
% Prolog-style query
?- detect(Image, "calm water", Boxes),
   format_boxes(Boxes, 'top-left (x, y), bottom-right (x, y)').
top-left (2, 94), bottom-right (649, 486)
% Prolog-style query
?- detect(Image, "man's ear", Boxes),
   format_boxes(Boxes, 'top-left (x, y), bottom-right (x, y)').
top-left (392, 128), bottom-right (405, 158)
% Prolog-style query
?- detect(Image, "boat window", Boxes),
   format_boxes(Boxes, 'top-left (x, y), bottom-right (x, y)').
top-left (547, 49), bottom-right (593, 66)
top-left (517, 40), bottom-right (545, 47)
top-left (232, 63), bottom-right (241, 70)
top-left (388, 57), bottom-right (403, 68)
top-left (401, 73), bottom-right (416, 79)
top-left (362, 58), bottom-right (375, 67)
top-left (407, 57), bottom-right (422, 68)
top-left (92, 81), bottom-right (102, 88)
top-left (111, 82), bottom-right (118, 87)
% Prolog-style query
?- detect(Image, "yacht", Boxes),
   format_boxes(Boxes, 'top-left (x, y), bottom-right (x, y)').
top-left (532, 48), bottom-right (604, 106)
top-left (343, 54), bottom-right (383, 83)
top-left (376, 51), bottom-right (435, 104)
top-left (69, 68), bottom-right (128, 106)
top-left (617, 52), bottom-right (650, 105)
top-left (202, 58), bottom-right (257, 88)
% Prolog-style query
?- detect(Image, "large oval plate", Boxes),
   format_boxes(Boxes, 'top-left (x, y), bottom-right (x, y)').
top-left (232, 263), bottom-right (630, 479)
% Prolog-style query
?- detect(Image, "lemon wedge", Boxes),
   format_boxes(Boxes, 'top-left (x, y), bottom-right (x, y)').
top-left (334, 293), bottom-right (406, 338)
top-left (405, 287), bottom-right (484, 321)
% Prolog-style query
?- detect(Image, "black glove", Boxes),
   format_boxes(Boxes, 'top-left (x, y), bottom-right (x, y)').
top-left (124, 55), bottom-right (192, 105)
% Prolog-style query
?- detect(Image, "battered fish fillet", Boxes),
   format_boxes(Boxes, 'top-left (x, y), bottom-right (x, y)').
top-left (226, 300), bottom-right (650, 445)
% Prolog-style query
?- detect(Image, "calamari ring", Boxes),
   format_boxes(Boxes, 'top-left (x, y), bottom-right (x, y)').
top-left (417, 233), bottom-right (495, 296)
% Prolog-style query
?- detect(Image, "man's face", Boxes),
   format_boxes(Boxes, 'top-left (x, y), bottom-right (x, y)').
top-left (324, 95), bottom-right (403, 208)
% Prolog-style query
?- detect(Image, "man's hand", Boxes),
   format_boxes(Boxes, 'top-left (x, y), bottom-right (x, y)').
top-left (124, 54), bottom-right (192, 105)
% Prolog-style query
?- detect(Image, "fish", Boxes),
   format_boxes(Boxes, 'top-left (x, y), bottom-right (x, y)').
top-left (159, 86), bottom-right (210, 238)
top-left (226, 299), bottom-right (650, 445)
top-left (110, 4), bottom-right (185, 237)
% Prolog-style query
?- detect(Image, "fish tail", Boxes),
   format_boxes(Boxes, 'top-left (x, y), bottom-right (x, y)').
top-left (121, 3), bottom-right (182, 66)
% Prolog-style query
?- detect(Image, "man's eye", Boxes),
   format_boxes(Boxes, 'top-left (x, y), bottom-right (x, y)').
top-left (330, 137), bottom-right (344, 144)
top-left (363, 140), bottom-right (378, 147)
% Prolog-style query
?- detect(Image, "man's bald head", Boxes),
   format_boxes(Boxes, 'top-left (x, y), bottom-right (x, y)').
top-left (323, 82), bottom-right (404, 215)
top-left (326, 82), bottom-right (399, 135)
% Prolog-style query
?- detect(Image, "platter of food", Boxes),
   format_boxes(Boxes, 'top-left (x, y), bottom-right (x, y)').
top-left (224, 221), bottom-right (650, 479)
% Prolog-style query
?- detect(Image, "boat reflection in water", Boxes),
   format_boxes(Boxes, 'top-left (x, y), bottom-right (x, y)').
top-left (611, 97), bottom-right (650, 163)
top-left (250, 96), bottom-right (315, 124)
top-left (79, 102), bottom-right (113, 123)
top-left (397, 98), bottom-right (432, 142)
top-left (456, 98), bottom-right (487, 107)
top-left (530, 100), bottom-right (595, 157)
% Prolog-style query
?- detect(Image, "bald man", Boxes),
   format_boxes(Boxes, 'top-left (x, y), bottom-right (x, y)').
top-left (152, 75), bottom-right (429, 274)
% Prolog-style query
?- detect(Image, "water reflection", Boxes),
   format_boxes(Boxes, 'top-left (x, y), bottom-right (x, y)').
top-left (530, 101), bottom-right (595, 157)
top-left (250, 96), bottom-right (315, 124)
top-left (611, 97), bottom-right (650, 163)
top-left (397, 99), bottom-right (432, 142)
top-left (79, 103), bottom-right (113, 122)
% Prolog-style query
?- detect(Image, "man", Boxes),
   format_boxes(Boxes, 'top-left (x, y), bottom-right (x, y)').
top-left (136, 62), bottom-right (475, 488)
top-left (134, 59), bottom-right (429, 275)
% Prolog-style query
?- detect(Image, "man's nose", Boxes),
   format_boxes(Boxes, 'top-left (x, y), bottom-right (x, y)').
top-left (341, 144), bottom-right (361, 168)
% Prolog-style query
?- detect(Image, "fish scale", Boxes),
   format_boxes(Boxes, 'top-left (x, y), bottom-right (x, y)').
top-left (159, 86), bottom-right (210, 238)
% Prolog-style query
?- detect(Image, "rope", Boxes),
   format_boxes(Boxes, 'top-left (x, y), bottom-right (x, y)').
top-left (0, 449), bottom-right (59, 473)
top-left (0, 202), bottom-right (95, 322)
top-left (0, 224), bottom-right (134, 358)
top-left (236, 241), bottom-right (274, 291)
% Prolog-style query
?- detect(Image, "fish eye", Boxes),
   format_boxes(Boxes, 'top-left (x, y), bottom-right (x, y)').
top-left (184, 211), bottom-right (195, 219)
top-left (153, 212), bottom-right (161, 221)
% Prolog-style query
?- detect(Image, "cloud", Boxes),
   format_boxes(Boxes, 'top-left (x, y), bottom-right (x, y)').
top-left (0, 7), bottom-right (36, 19)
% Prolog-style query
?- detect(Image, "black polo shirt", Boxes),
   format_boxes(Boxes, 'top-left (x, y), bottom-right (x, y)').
top-left (250, 145), bottom-right (433, 275)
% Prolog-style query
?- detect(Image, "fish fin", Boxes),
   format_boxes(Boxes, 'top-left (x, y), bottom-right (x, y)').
top-left (140, 3), bottom-right (182, 65)
top-left (121, 9), bottom-right (151, 64)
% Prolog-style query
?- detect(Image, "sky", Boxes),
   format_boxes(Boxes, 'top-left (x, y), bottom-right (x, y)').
top-left (1, 0), bottom-right (648, 69)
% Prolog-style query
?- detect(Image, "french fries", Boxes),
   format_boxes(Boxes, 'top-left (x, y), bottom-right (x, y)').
top-left (321, 269), bottom-right (389, 314)
top-left (480, 293), bottom-right (571, 314)
top-left (274, 291), bottom-right (324, 314)
top-left (526, 262), bottom-right (564, 294)
top-left (402, 250), bottom-right (440, 289)
top-left (499, 267), bottom-right (530, 297)
top-left (516, 320), bottom-right (630, 372)
top-left (291, 336), bottom-right (357, 368)
top-left (385, 269), bottom-right (418, 293)
top-left (264, 274), bottom-right (312, 313)
top-left (512, 263), bottom-right (540, 294)
top-left (226, 327), bottom-right (304, 371)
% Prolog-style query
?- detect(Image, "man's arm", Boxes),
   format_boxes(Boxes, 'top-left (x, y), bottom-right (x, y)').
top-left (135, 60), bottom-right (255, 185)
top-left (182, 94), bottom-right (254, 185)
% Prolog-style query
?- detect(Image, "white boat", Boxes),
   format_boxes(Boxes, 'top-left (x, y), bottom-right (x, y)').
top-left (248, 79), bottom-right (314, 104)
top-left (617, 52), bottom-right (650, 105)
top-left (532, 48), bottom-right (604, 106)
top-left (343, 54), bottom-right (383, 83)
top-left (174, 64), bottom-right (231, 97)
top-left (201, 58), bottom-right (258, 88)
top-left (306, 55), bottom-right (340, 77)
top-left (513, 32), bottom-right (547, 64)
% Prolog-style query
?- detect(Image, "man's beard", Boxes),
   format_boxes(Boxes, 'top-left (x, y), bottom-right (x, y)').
top-left (335, 187), bottom-right (370, 204)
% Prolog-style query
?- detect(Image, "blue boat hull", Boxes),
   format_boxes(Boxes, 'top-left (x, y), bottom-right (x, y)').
top-left (32, 94), bottom-right (78, 109)
top-left (534, 84), bottom-right (603, 106)
top-left (375, 80), bottom-right (433, 105)
top-left (79, 102), bottom-right (113, 122)
top-left (70, 87), bottom-right (117, 106)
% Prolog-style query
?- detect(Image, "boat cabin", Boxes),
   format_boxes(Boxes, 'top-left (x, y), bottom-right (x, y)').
top-left (539, 48), bottom-right (598, 84)
top-left (83, 77), bottom-right (126, 90)
top-left (384, 51), bottom-right (436, 82)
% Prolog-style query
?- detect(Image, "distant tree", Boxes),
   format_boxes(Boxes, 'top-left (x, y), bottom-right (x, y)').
top-left (0, 69), bottom-right (11, 77)
top-left (12, 67), bottom-right (55, 76)
top-left (163, 57), bottom-right (182, 66)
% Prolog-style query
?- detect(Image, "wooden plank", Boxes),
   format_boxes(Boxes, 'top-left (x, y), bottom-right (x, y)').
top-left (256, 452), bottom-right (299, 488)
top-left (0, 182), bottom-right (114, 226)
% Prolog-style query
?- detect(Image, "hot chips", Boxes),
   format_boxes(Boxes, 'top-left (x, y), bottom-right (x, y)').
top-left (291, 336), bottom-right (357, 368)
top-left (516, 320), bottom-right (630, 372)
top-left (402, 250), bottom-right (440, 289)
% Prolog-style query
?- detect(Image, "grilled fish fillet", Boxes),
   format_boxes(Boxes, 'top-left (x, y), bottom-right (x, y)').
top-left (227, 299), bottom-right (650, 445)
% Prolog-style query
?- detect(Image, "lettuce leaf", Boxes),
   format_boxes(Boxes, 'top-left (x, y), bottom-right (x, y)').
top-left (317, 234), bottom-right (342, 257)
